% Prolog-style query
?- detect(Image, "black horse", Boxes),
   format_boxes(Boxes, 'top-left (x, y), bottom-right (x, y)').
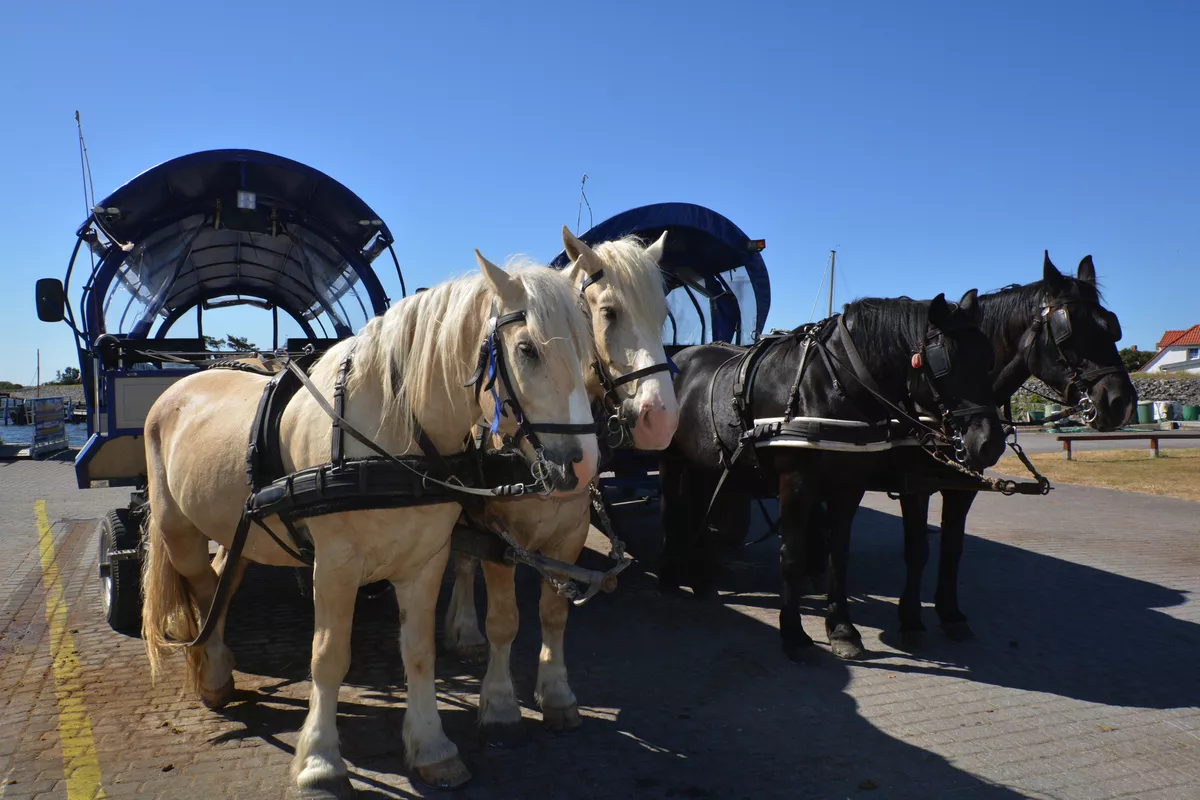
top-left (834, 253), bottom-right (1136, 641)
top-left (659, 291), bottom-right (1007, 661)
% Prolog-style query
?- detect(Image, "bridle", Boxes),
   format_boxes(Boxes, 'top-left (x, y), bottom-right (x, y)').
top-left (577, 268), bottom-right (678, 449)
top-left (907, 324), bottom-right (995, 463)
top-left (1002, 301), bottom-right (1126, 426)
top-left (466, 302), bottom-right (597, 492)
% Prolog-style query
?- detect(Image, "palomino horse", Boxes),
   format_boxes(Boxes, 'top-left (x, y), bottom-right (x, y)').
top-left (141, 254), bottom-right (598, 796)
top-left (442, 227), bottom-right (679, 741)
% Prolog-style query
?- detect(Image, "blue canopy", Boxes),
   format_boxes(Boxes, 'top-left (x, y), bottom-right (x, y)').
top-left (77, 149), bottom-right (394, 341)
top-left (549, 202), bottom-right (769, 345)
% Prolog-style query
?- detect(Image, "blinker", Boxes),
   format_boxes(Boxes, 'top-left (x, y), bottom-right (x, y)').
top-left (924, 342), bottom-right (952, 379)
top-left (1048, 307), bottom-right (1072, 344)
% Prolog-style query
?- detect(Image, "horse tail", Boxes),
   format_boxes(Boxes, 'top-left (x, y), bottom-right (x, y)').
top-left (141, 509), bottom-right (198, 685)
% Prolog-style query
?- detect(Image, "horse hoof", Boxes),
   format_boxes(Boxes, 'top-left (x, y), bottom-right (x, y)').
top-left (200, 675), bottom-right (235, 710)
top-left (416, 756), bottom-right (471, 790)
top-left (783, 640), bottom-right (818, 664)
top-left (830, 638), bottom-right (867, 660)
top-left (480, 721), bottom-right (528, 749)
top-left (542, 704), bottom-right (582, 731)
top-left (452, 643), bottom-right (489, 665)
top-left (942, 620), bottom-right (975, 641)
top-left (287, 774), bottom-right (355, 800)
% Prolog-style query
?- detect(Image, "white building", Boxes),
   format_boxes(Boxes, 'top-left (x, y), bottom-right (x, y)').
top-left (1141, 325), bottom-right (1200, 374)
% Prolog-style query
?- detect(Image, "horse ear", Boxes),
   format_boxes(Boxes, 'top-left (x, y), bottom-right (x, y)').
top-left (928, 292), bottom-right (950, 326)
top-left (475, 250), bottom-right (524, 307)
top-left (1077, 255), bottom-right (1096, 286)
top-left (1043, 250), bottom-right (1065, 287)
top-left (957, 288), bottom-right (980, 321)
top-left (562, 226), bottom-right (598, 266)
top-left (644, 230), bottom-right (668, 266)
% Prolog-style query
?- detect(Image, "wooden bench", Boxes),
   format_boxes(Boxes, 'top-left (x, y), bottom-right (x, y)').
top-left (1056, 431), bottom-right (1200, 460)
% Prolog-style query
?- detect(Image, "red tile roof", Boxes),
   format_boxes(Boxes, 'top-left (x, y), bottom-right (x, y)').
top-left (1157, 325), bottom-right (1200, 349)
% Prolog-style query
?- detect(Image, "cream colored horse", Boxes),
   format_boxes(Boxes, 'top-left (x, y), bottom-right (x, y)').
top-left (443, 227), bottom-right (679, 738)
top-left (141, 254), bottom-right (597, 797)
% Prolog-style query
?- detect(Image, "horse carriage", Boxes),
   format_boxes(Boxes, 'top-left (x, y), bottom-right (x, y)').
top-left (35, 149), bottom-right (405, 633)
top-left (34, 148), bottom-right (1137, 796)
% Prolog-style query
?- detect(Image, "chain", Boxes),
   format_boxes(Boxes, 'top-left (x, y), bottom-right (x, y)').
top-left (589, 482), bottom-right (627, 561)
top-left (918, 432), bottom-right (1051, 496)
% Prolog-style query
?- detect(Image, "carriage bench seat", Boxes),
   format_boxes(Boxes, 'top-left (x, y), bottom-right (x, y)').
top-left (1055, 431), bottom-right (1200, 460)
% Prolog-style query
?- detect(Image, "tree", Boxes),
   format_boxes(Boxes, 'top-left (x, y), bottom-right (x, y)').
top-left (224, 334), bottom-right (258, 352)
top-left (203, 335), bottom-right (227, 350)
top-left (0, 380), bottom-right (22, 392)
top-left (53, 366), bottom-right (81, 384)
top-left (1120, 347), bottom-right (1154, 373)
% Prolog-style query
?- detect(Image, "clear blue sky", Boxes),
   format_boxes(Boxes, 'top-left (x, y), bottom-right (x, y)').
top-left (2, 1), bottom-right (1197, 384)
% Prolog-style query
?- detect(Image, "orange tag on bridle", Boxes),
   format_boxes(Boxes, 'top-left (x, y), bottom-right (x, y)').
top-left (911, 352), bottom-right (924, 369)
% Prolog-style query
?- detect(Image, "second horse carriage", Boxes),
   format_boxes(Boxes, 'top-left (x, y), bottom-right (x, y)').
top-left (35, 149), bottom-right (404, 632)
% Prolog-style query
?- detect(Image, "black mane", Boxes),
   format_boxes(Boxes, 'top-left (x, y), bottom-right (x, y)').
top-left (842, 296), bottom-right (930, 358)
top-left (977, 277), bottom-right (1102, 343)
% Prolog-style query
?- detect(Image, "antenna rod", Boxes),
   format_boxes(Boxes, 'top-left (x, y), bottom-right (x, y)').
top-left (827, 250), bottom-right (836, 318)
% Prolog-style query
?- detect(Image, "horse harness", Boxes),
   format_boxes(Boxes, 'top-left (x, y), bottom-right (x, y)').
top-left (181, 307), bottom-right (620, 649)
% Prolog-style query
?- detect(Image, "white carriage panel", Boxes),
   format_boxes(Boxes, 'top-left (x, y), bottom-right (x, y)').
top-left (112, 375), bottom-right (188, 431)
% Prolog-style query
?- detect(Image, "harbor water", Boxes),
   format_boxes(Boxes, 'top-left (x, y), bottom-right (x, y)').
top-left (0, 422), bottom-right (90, 447)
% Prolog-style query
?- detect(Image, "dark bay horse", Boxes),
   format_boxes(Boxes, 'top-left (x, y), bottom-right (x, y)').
top-left (845, 253), bottom-right (1137, 640)
top-left (659, 291), bottom-right (1007, 661)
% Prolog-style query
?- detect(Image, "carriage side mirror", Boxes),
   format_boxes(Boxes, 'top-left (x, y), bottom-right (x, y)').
top-left (35, 278), bottom-right (66, 323)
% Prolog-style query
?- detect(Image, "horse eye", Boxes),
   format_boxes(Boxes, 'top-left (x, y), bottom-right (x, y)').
top-left (517, 341), bottom-right (538, 359)
top-left (600, 307), bottom-right (617, 322)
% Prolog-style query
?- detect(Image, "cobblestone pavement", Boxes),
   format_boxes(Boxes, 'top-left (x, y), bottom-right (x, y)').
top-left (1, 458), bottom-right (1197, 799)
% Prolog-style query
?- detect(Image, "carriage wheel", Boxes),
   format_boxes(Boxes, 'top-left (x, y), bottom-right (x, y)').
top-left (98, 508), bottom-right (143, 636)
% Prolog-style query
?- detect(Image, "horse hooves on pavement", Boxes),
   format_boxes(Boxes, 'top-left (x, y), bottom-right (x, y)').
top-left (542, 704), bottom-right (582, 731)
top-left (200, 675), bottom-right (235, 710)
top-left (416, 755), bottom-right (472, 790)
top-left (942, 620), bottom-right (976, 641)
top-left (287, 774), bottom-right (356, 800)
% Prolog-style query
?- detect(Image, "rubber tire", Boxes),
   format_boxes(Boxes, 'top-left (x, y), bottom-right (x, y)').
top-left (99, 508), bottom-right (143, 636)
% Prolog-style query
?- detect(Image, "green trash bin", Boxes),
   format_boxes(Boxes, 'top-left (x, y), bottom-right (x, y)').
top-left (1184, 405), bottom-right (1200, 422)
top-left (1136, 401), bottom-right (1155, 425)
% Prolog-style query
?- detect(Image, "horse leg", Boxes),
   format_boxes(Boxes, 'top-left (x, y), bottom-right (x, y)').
top-left (198, 546), bottom-right (249, 708)
top-left (141, 507), bottom-right (237, 709)
top-left (535, 518), bottom-right (590, 731)
top-left (291, 552), bottom-right (361, 800)
top-left (935, 490), bottom-right (978, 640)
top-left (476, 559), bottom-right (524, 745)
top-left (443, 552), bottom-right (488, 663)
top-left (898, 492), bottom-right (932, 635)
top-left (824, 488), bottom-right (868, 660)
top-left (393, 545), bottom-right (471, 789)
top-left (777, 469), bottom-right (816, 661)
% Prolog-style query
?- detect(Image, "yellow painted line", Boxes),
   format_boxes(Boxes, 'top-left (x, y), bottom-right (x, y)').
top-left (35, 500), bottom-right (107, 800)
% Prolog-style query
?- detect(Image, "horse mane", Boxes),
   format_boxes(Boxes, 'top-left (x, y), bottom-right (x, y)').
top-left (586, 235), bottom-right (669, 330)
top-left (978, 277), bottom-right (1104, 341)
top-left (841, 296), bottom-right (930, 357)
top-left (308, 263), bottom-right (592, 446)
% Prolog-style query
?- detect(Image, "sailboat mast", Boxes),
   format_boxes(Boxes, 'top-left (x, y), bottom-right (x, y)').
top-left (827, 250), bottom-right (836, 318)
top-left (36, 350), bottom-right (40, 399)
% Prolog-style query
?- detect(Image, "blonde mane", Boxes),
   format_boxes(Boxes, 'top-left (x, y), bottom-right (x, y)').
top-left (586, 235), bottom-right (669, 330)
top-left (309, 264), bottom-right (592, 449)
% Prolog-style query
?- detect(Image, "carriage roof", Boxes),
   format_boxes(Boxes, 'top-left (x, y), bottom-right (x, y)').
top-left (548, 202), bottom-right (770, 345)
top-left (74, 149), bottom-right (394, 341)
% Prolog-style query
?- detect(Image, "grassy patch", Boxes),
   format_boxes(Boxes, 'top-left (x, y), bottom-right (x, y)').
top-left (998, 448), bottom-right (1200, 503)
